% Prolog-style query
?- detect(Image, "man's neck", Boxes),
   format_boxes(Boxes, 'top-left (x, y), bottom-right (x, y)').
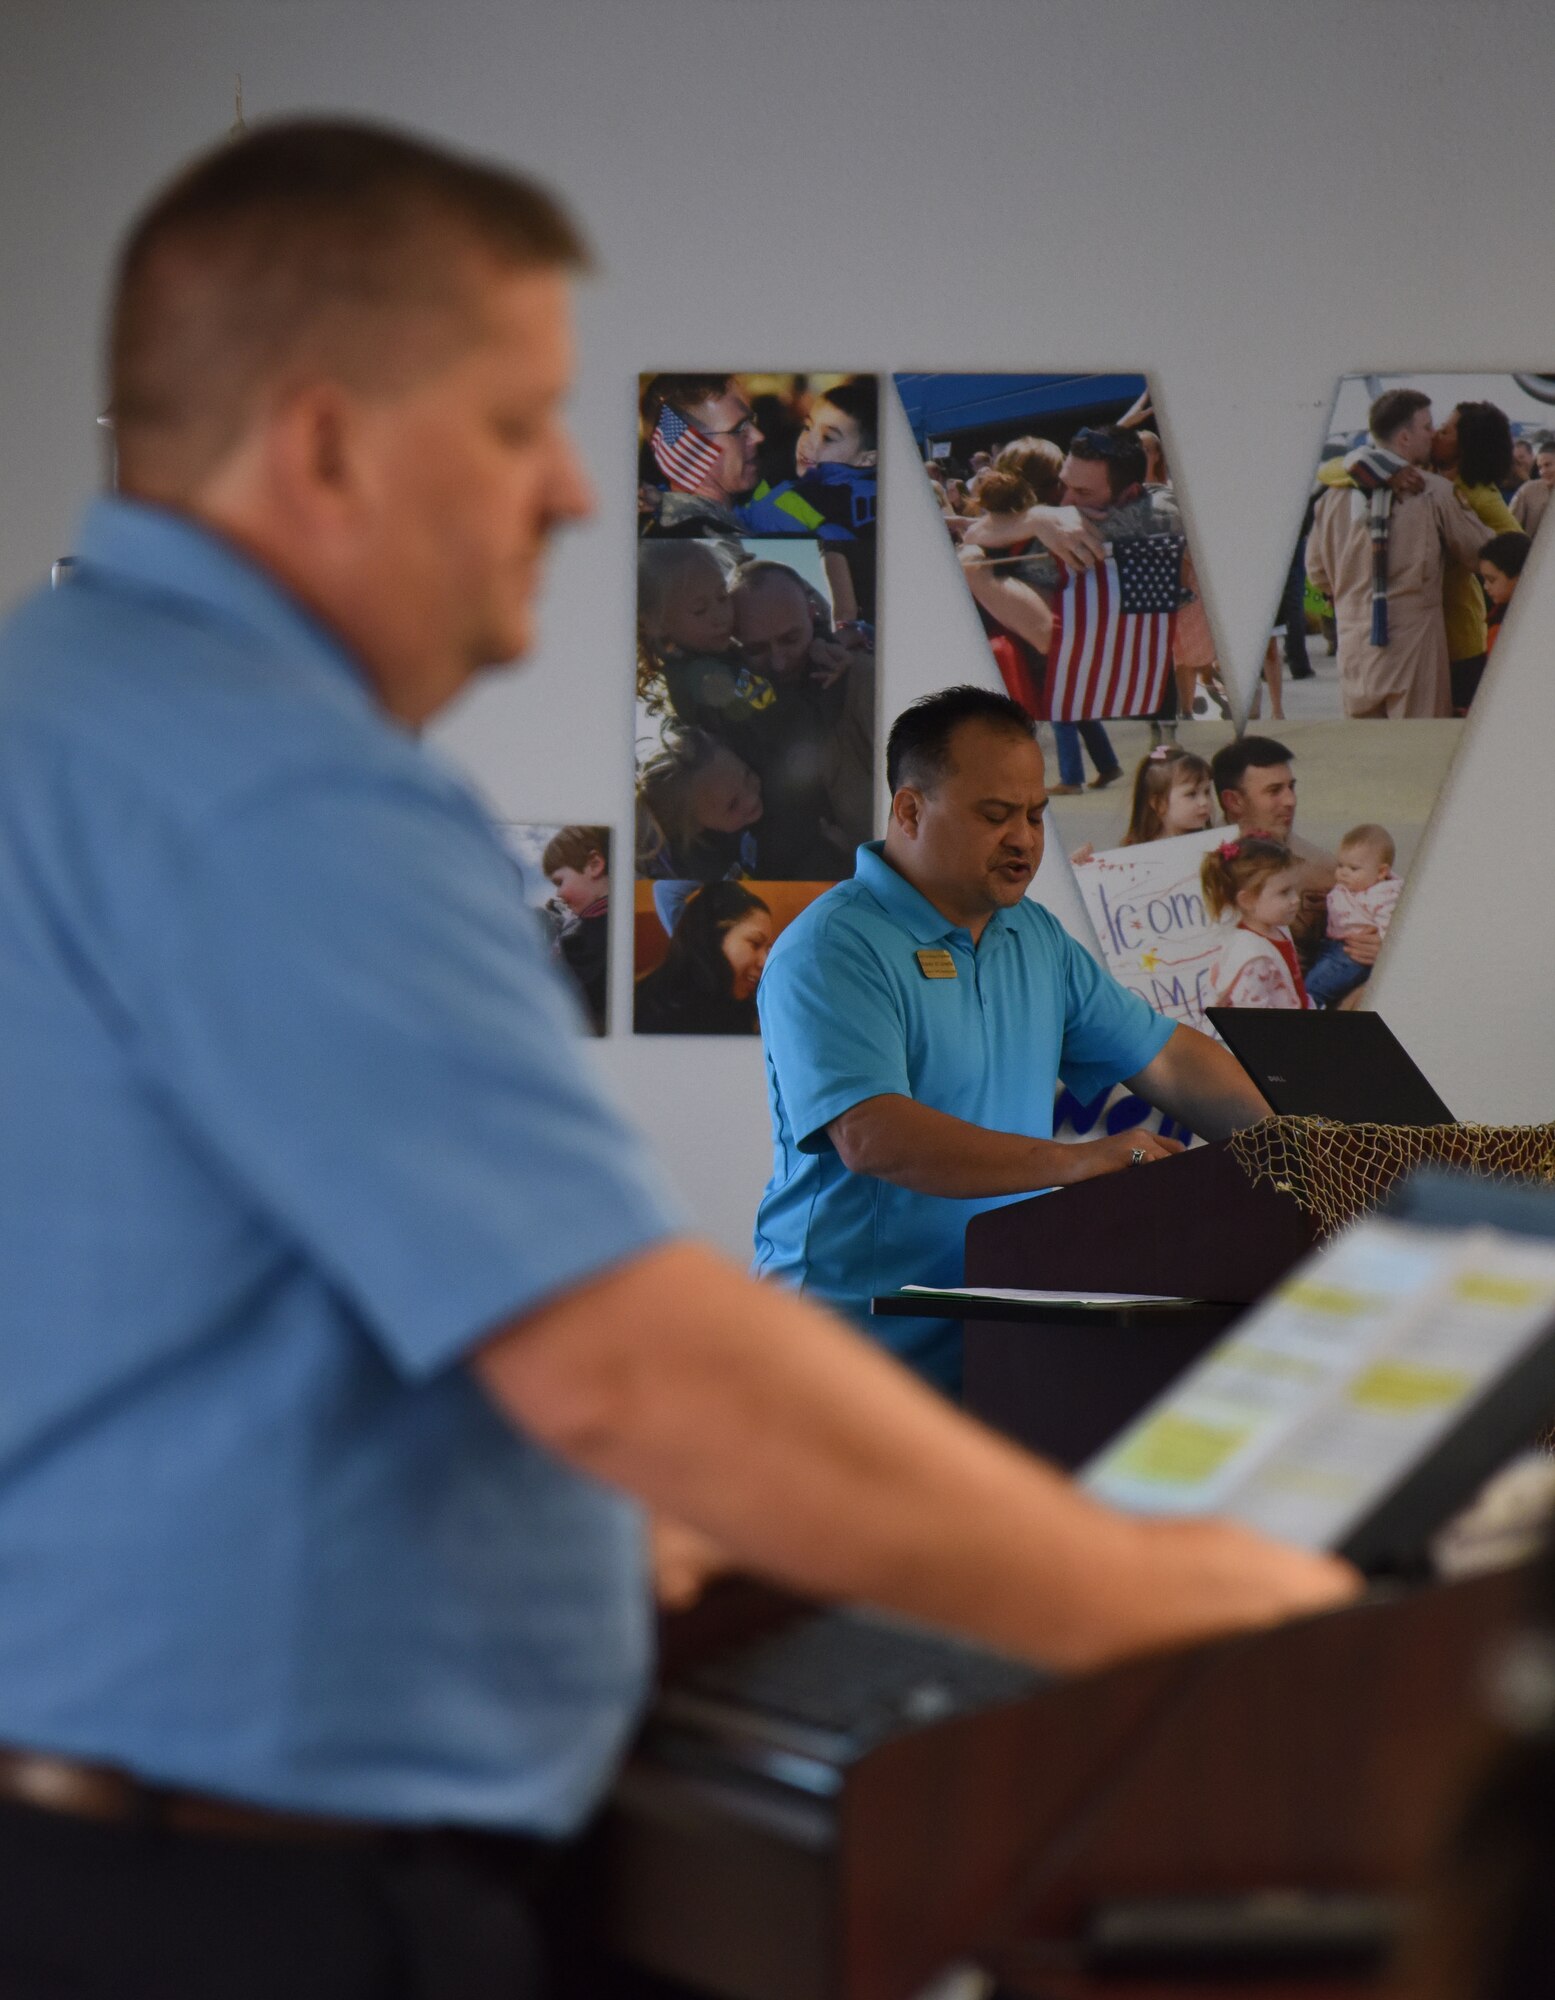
top-left (163, 486), bottom-right (445, 728)
top-left (880, 841), bottom-right (993, 943)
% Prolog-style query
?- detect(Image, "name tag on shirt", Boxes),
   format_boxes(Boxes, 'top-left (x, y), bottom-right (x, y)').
top-left (915, 948), bottom-right (958, 980)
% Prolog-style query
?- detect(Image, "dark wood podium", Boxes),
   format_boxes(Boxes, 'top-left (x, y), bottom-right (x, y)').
top-left (575, 1140), bottom-right (1541, 1997)
top-left (960, 1139), bottom-right (1320, 1466)
top-left (575, 1565), bottom-right (1525, 2000)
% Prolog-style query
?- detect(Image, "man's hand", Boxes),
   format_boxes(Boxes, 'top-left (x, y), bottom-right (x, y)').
top-left (651, 1517), bottom-right (732, 1610)
top-left (1055, 1127), bottom-right (1183, 1183)
top-left (1133, 1516), bottom-right (1359, 1642)
top-left (1024, 505), bottom-right (1106, 568)
top-left (807, 636), bottom-right (854, 689)
top-left (1387, 466), bottom-right (1426, 497)
top-left (1343, 925), bottom-right (1383, 966)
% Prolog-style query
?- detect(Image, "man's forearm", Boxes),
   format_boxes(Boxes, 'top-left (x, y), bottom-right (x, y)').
top-left (473, 1242), bottom-right (1354, 1670)
top-left (830, 1093), bottom-right (1077, 1196)
top-left (1128, 1025), bottom-right (1269, 1141)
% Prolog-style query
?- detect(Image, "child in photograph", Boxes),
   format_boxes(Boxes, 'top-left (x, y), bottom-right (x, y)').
top-left (633, 881), bottom-right (773, 1036)
top-left (636, 727), bottom-right (765, 883)
top-left (732, 377), bottom-right (878, 623)
top-left (1479, 531), bottom-right (1532, 654)
top-left (794, 378), bottom-right (878, 478)
top-left (542, 826), bottom-right (610, 1036)
top-left (1305, 823), bottom-right (1403, 1010)
top-left (1201, 836), bottom-right (1312, 1010)
top-left (1070, 744), bottom-right (1213, 864)
top-left (1122, 744), bottom-right (1215, 845)
top-left (637, 541), bottom-right (775, 731)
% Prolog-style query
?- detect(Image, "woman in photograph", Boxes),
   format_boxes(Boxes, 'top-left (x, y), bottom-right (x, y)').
top-left (633, 881), bottom-right (773, 1035)
top-left (1431, 401), bottom-right (1519, 713)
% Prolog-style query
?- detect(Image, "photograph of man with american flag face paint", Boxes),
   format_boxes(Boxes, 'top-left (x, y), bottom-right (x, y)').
top-left (894, 373), bottom-right (1220, 784)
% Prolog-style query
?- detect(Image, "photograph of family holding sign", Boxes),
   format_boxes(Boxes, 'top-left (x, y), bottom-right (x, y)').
top-left (1264, 371), bottom-right (1555, 725)
top-left (1060, 719), bottom-right (1456, 1025)
top-left (894, 371), bottom-right (1228, 785)
top-left (633, 372), bottom-right (879, 1034)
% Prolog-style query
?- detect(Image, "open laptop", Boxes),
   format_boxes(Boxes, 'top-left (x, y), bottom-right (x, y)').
top-left (1205, 1008), bottom-right (1455, 1126)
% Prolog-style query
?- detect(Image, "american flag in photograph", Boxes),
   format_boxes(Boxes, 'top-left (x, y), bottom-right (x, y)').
top-left (1044, 532), bottom-right (1185, 721)
top-left (650, 406), bottom-right (723, 489)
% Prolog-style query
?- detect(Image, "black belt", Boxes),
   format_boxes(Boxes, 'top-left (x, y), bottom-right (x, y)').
top-left (0, 1746), bottom-right (435, 1845)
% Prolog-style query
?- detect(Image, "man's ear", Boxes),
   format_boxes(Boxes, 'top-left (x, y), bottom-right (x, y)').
top-left (265, 382), bottom-right (362, 516)
top-left (891, 784), bottom-right (923, 838)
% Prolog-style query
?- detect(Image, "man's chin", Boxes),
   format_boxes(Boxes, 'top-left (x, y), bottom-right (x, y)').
top-left (477, 610), bottom-right (536, 671)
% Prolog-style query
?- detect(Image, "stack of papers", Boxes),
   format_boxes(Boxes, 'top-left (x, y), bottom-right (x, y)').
top-left (899, 1285), bottom-right (1205, 1309)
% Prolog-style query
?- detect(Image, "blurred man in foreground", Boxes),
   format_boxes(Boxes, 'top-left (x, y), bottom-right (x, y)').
top-left (0, 119), bottom-right (1354, 1995)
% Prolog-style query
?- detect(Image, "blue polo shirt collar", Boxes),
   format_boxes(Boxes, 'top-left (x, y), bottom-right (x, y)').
top-left (852, 842), bottom-right (1016, 951)
top-left (76, 496), bottom-right (373, 709)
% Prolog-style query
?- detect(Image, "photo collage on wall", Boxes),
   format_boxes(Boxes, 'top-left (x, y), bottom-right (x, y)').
top-left (496, 823), bottom-right (612, 1037)
top-left (633, 373), bottom-right (879, 1034)
top-left (897, 368), bottom-right (1553, 1028)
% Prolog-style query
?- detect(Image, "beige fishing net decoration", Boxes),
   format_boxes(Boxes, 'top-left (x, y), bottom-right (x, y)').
top-left (1227, 1117), bottom-right (1555, 1240)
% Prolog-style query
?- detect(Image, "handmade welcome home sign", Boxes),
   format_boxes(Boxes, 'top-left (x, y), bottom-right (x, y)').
top-left (1072, 824), bottom-right (1226, 1033)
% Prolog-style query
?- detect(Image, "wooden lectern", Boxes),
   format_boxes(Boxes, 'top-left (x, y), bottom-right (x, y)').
top-left (575, 1565), bottom-right (1525, 2000)
top-left (576, 1144), bottom-right (1543, 1998)
top-left (960, 1138), bottom-right (1319, 1466)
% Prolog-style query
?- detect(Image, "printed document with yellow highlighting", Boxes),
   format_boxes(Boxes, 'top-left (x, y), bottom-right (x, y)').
top-left (1083, 1219), bottom-right (1555, 1551)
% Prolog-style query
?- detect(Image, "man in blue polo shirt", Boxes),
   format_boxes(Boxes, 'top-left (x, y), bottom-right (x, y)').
top-left (755, 687), bottom-right (1270, 1390)
top-left (0, 123), bottom-right (1350, 1995)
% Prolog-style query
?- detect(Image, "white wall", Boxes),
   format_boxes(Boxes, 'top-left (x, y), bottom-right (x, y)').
top-left (3, 0), bottom-right (1552, 1254)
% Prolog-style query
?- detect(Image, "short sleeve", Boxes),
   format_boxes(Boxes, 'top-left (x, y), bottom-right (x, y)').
top-left (1050, 915), bottom-right (1174, 1100)
top-left (129, 767), bottom-right (682, 1380)
top-left (758, 914), bottom-right (910, 1152)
